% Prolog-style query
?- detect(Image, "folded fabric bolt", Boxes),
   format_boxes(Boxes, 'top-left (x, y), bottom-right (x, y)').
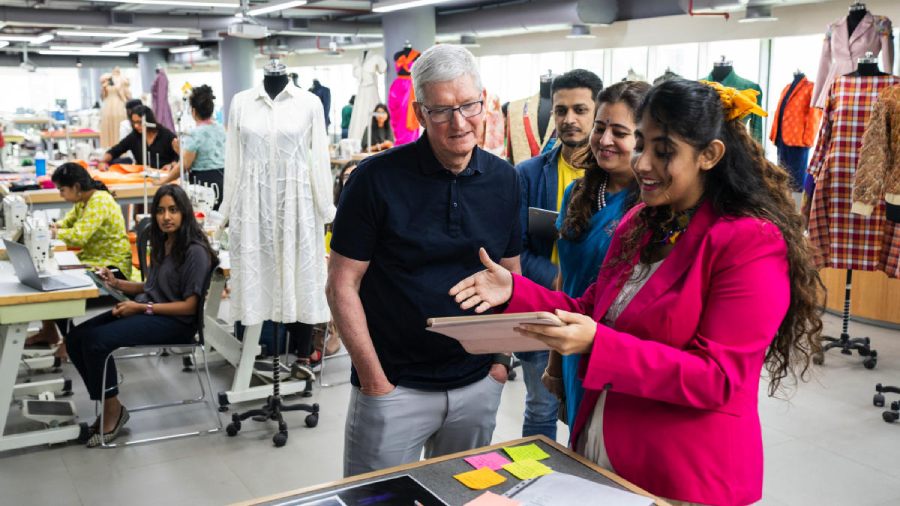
top-left (502, 459), bottom-right (553, 480)
top-left (464, 451), bottom-right (512, 471)
top-left (503, 443), bottom-right (550, 462)
top-left (454, 467), bottom-right (507, 490)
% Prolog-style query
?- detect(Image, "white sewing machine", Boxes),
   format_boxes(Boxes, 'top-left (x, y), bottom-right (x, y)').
top-left (24, 212), bottom-right (52, 272)
top-left (186, 183), bottom-right (216, 216)
top-left (1, 194), bottom-right (27, 241)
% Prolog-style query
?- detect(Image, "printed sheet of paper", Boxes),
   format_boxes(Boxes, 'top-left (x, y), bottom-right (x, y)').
top-left (464, 451), bottom-right (512, 471)
top-left (454, 467), bottom-right (507, 490)
top-left (504, 471), bottom-right (654, 506)
top-left (503, 443), bottom-right (550, 462)
top-left (502, 459), bottom-right (553, 480)
top-left (464, 491), bottom-right (522, 506)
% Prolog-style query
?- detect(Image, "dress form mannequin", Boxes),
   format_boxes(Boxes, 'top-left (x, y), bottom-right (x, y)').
top-left (710, 58), bottom-right (733, 82)
top-left (263, 59), bottom-right (290, 100)
top-left (849, 51), bottom-right (887, 76)
top-left (847, 2), bottom-right (868, 36)
top-left (538, 73), bottom-right (553, 143)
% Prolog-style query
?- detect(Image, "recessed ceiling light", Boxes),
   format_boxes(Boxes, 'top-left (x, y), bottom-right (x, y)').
top-left (372, 0), bottom-right (451, 13)
top-left (40, 50), bottom-right (130, 57)
top-left (169, 44), bottom-right (201, 53)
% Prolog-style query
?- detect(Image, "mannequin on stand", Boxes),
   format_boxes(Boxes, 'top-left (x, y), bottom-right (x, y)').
top-left (223, 57), bottom-right (334, 445)
top-left (506, 71), bottom-right (556, 165)
top-left (704, 56), bottom-right (764, 144)
top-left (808, 52), bottom-right (900, 369)
top-left (537, 71), bottom-right (553, 144)
top-left (387, 41), bottom-right (421, 146)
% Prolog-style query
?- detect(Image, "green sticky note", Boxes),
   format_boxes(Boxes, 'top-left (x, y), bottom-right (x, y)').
top-left (502, 459), bottom-right (553, 480)
top-left (503, 443), bottom-right (550, 462)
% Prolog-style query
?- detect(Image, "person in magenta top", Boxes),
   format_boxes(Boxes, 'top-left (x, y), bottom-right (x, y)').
top-left (449, 79), bottom-right (823, 506)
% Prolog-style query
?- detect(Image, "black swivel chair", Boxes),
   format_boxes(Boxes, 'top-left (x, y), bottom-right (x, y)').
top-left (97, 260), bottom-right (223, 447)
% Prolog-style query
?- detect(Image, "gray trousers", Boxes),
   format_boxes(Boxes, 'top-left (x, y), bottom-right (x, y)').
top-left (344, 374), bottom-right (504, 477)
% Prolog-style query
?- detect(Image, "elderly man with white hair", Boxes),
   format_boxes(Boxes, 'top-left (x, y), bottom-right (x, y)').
top-left (327, 44), bottom-right (522, 477)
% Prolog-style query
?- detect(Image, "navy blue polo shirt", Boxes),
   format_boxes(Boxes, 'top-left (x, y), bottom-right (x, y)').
top-left (330, 132), bottom-right (522, 390)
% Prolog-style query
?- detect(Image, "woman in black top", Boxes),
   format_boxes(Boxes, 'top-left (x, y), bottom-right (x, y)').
top-left (98, 105), bottom-right (179, 170)
top-left (66, 184), bottom-right (217, 447)
top-left (361, 103), bottom-right (395, 152)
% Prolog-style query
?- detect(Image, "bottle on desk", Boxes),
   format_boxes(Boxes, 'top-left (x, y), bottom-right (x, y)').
top-left (34, 151), bottom-right (47, 177)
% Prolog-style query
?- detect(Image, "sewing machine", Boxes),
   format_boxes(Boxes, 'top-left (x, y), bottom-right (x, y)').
top-left (1, 194), bottom-right (27, 241)
top-left (186, 183), bottom-right (216, 216)
top-left (24, 212), bottom-right (51, 272)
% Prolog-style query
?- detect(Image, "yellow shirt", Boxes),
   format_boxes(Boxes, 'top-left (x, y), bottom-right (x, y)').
top-left (57, 190), bottom-right (133, 277)
top-left (551, 153), bottom-right (584, 264)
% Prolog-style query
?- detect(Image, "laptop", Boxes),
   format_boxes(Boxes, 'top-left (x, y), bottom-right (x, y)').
top-left (3, 239), bottom-right (92, 292)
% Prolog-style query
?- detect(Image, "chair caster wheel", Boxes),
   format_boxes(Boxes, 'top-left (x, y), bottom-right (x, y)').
top-left (305, 413), bottom-right (318, 428)
top-left (891, 401), bottom-right (900, 411)
top-left (883, 411), bottom-right (899, 423)
top-left (863, 357), bottom-right (877, 370)
top-left (273, 431), bottom-right (288, 447)
top-left (874, 393), bottom-right (885, 407)
top-left (226, 422), bottom-right (240, 436)
top-left (812, 352), bottom-right (824, 366)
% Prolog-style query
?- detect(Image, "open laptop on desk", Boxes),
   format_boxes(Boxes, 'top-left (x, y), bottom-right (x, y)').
top-left (3, 238), bottom-right (91, 291)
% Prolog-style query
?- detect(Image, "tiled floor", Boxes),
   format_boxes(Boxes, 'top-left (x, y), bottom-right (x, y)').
top-left (1, 312), bottom-right (899, 505)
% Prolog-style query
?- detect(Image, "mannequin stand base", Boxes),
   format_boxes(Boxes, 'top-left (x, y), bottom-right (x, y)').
top-left (226, 395), bottom-right (319, 447)
top-left (814, 332), bottom-right (877, 369)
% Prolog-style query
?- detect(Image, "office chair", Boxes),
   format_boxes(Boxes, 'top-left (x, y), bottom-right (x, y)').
top-left (96, 262), bottom-right (222, 447)
top-left (225, 320), bottom-right (320, 447)
top-left (874, 383), bottom-right (900, 423)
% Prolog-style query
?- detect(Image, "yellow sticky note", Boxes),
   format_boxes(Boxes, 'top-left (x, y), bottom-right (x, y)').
top-left (502, 459), bottom-right (553, 480)
top-left (503, 443), bottom-right (550, 462)
top-left (454, 466), bottom-right (507, 490)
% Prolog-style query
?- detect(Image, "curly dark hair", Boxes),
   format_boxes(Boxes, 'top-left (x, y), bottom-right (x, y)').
top-left (616, 78), bottom-right (823, 396)
top-left (189, 85), bottom-right (216, 120)
top-left (561, 81), bottom-right (649, 241)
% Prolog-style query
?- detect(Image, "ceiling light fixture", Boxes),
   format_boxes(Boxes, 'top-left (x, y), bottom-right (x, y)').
top-left (31, 33), bottom-right (55, 45)
top-left (247, 0), bottom-right (308, 16)
top-left (56, 31), bottom-right (121, 38)
top-left (739, 5), bottom-right (778, 23)
top-left (566, 24), bottom-right (596, 39)
top-left (40, 50), bottom-right (130, 57)
top-left (90, 0), bottom-right (239, 7)
top-left (103, 37), bottom-right (138, 49)
top-left (76, 57), bottom-right (83, 68)
top-left (0, 34), bottom-right (55, 44)
top-left (169, 44), bottom-right (201, 53)
top-left (140, 33), bottom-right (191, 40)
top-left (128, 28), bottom-right (162, 37)
top-left (372, 0), bottom-right (451, 14)
top-left (0, 41), bottom-right (9, 49)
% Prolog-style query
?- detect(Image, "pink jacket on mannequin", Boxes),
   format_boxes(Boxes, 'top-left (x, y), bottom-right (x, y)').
top-left (505, 202), bottom-right (791, 505)
top-left (812, 12), bottom-right (894, 109)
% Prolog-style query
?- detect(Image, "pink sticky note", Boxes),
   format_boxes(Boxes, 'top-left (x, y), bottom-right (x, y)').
top-left (464, 491), bottom-right (521, 506)
top-left (464, 451), bottom-right (512, 471)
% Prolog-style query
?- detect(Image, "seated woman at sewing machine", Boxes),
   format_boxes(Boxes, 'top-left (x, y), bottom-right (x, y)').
top-left (67, 184), bottom-right (216, 447)
top-left (97, 105), bottom-right (178, 172)
top-left (25, 163), bottom-right (132, 348)
top-left (160, 85), bottom-right (225, 210)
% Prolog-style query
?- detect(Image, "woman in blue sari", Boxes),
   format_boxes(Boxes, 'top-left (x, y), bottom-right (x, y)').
top-left (546, 81), bottom-right (650, 427)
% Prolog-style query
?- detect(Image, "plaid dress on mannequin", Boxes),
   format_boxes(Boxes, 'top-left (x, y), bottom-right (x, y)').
top-left (808, 74), bottom-right (900, 271)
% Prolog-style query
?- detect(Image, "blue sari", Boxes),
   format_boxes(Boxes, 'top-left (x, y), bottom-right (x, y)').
top-left (555, 181), bottom-right (628, 428)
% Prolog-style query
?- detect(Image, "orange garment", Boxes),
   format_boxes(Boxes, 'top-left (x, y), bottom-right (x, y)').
top-left (769, 76), bottom-right (823, 148)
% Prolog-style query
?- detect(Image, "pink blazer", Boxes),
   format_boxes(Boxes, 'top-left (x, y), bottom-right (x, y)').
top-left (812, 13), bottom-right (894, 109)
top-left (506, 202), bottom-right (790, 506)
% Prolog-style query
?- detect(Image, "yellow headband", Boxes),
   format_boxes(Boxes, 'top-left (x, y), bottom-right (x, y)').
top-left (699, 80), bottom-right (768, 122)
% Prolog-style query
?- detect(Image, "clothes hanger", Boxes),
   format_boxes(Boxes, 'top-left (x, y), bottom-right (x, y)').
top-left (713, 55), bottom-right (733, 67)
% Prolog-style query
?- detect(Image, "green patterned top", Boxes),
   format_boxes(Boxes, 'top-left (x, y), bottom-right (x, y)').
top-left (57, 190), bottom-right (132, 276)
top-left (702, 69), bottom-right (764, 145)
top-left (184, 122), bottom-right (225, 171)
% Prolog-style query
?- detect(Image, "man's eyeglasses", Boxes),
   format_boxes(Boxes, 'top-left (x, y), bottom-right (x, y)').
top-left (421, 100), bottom-right (484, 124)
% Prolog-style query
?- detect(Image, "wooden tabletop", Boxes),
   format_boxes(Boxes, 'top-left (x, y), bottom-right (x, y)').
top-left (19, 183), bottom-right (159, 205)
top-left (40, 131), bottom-right (100, 140)
top-left (0, 261), bottom-right (98, 307)
top-left (234, 435), bottom-right (669, 506)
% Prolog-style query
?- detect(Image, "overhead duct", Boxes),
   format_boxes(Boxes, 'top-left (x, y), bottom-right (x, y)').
top-left (436, 0), bottom-right (618, 37)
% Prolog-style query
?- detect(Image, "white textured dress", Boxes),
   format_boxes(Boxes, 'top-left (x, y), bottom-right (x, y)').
top-left (221, 84), bottom-right (336, 326)
top-left (347, 51), bottom-right (387, 142)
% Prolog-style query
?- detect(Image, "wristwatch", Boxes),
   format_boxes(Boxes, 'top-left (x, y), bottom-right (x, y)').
top-left (492, 353), bottom-right (512, 373)
top-left (144, 302), bottom-right (154, 316)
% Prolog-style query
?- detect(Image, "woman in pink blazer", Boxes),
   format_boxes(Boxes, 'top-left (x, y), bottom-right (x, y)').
top-left (451, 79), bottom-right (824, 506)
